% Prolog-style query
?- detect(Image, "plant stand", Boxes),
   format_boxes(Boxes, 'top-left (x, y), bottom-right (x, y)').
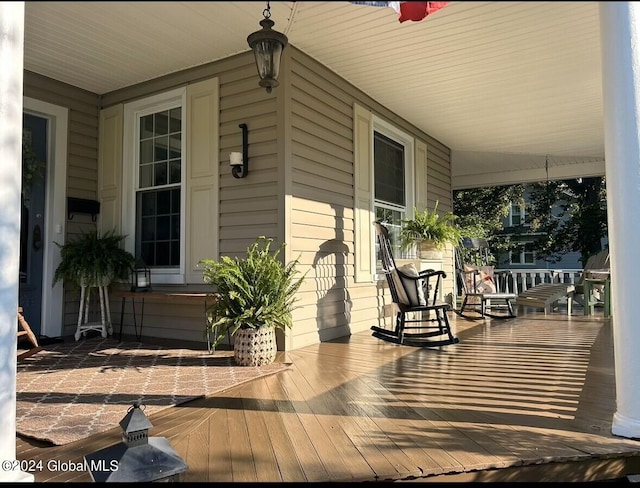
top-left (75, 285), bottom-right (112, 340)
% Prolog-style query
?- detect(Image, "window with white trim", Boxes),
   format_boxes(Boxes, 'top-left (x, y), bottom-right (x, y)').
top-left (123, 88), bottom-right (187, 284)
top-left (373, 117), bottom-right (414, 262)
top-left (508, 203), bottom-right (530, 227)
top-left (509, 245), bottom-right (535, 265)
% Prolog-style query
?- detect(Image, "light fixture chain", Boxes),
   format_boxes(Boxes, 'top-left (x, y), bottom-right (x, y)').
top-left (263, 1), bottom-right (271, 19)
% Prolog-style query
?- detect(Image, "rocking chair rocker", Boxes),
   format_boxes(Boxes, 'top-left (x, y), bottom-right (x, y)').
top-left (370, 221), bottom-right (459, 347)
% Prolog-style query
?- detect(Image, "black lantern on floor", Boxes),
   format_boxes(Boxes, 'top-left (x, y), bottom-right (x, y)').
top-left (85, 402), bottom-right (188, 482)
top-left (247, 1), bottom-right (288, 93)
top-left (131, 261), bottom-right (151, 292)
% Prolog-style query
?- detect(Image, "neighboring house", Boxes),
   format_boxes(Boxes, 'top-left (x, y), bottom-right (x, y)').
top-left (495, 185), bottom-right (608, 273)
top-left (21, 46), bottom-right (456, 352)
top-left (496, 187), bottom-right (583, 271)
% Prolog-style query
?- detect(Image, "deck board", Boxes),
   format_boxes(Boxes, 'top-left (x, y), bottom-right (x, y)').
top-left (16, 310), bottom-right (640, 482)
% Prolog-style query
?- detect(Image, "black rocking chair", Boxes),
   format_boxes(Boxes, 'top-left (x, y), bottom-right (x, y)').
top-left (370, 221), bottom-right (459, 347)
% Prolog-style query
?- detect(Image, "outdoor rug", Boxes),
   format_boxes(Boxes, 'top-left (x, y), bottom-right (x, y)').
top-left (16, 337), bottom-right (291, 446)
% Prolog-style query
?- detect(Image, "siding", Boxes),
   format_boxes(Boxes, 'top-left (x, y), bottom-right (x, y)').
top-left (32, 45), bottom-right (453, 350)
top-left (99, 52), bottom-right (281, 345)
top-left (286, 48), bottom-right (454, 350)
top-left (24, 71), bottom-right (100, 337)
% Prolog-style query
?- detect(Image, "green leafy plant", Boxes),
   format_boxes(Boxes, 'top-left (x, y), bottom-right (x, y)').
top-left (199, 237), bottom-right (306, 348)
top-left (399, 200), bottom-right (462, 251)
top-left (53, 229), bottom-right (136, 288)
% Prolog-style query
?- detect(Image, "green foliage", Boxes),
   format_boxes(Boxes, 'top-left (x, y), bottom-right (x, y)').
top-left (525, 177), bottom-right (607, 265)
top-left (453, 177), bottom-right (608, 267)
top-left (399, 201), bottom-right (462, 250)
top-left (53, 229), bottom-right (136, 288)
top-left (199, 237), bottom-right (306, 348)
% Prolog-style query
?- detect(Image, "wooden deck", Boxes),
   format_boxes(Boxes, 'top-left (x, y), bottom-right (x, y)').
top-left (16, 309), bottom-right (640, 482)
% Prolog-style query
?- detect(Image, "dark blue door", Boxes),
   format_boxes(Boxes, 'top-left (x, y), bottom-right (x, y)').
top-left (19, 113), bottom-right (48, 336)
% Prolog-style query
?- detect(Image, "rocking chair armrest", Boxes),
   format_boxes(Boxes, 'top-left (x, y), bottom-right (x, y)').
top-left (408, 268), bottom-right (447, 280)
top-left (396, 268), bottom-right (447, 283)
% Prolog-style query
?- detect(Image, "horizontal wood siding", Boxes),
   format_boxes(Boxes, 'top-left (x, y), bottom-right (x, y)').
top-left (99, 52), bottom-right (280, 342)
top-left (47, 46), bottom-right (452, 350)
top-left (24, 71), bottom-right (101, 336)
top-left (287, 48), bottom-right (453, 350)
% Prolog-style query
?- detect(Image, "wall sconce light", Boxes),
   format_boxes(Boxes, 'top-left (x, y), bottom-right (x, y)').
top-left (231, 123), bottom-right (249, 179)
top-left (247, 1), bottom-right (288, 93)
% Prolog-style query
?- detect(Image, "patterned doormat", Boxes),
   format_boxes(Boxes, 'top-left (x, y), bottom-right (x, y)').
top-left (16, 337), bottom-right (291, 446)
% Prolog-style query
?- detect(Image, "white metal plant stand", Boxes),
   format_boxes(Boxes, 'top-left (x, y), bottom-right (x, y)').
top-left (75, 284), bottom-right (113, 340)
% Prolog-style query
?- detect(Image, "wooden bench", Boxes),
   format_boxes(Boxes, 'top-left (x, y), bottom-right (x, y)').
top-left (112, 289), bottom-right (221, 351)
top-left (515, 283), bottom-right (575, 315)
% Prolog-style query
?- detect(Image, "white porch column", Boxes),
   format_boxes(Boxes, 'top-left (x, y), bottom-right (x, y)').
top-left (0, 1), bottom-right (32, 482)
top-left (600, 2), bottom-right (640, 440)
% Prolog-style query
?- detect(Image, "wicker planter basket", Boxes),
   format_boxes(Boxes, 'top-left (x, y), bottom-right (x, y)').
top-left (233, 326), bottom-right (277, 366)
top-left (419, 241), bottom-right (443, 260)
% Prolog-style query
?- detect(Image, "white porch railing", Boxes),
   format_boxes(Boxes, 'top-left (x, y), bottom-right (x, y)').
top-left (493, 268), bottom-right (582, 295)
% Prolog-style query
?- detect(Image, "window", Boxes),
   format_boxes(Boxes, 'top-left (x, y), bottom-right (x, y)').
top-left (508, 203), bottom-right (530, 227)
top-left (510, 245), bottom-right (535, 265)
top-left (372, 117), bottom-right (414, 262)
top-left (124, 88), bottom-right (186, 284)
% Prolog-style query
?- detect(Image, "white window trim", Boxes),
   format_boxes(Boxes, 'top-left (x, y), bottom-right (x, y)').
top-left (509, 247), bottom-right (536, 265)
top-left (372, 115), bottom-right (415, 219)
top-left (372, 115), bottom-right (415, 274)
top-left (122, 87), bottom-right (187, 284)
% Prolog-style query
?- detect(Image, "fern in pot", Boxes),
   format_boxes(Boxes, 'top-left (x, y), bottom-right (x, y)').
top-left (199, 236), bottom-right (305, 366)
top-left (399, 201), bottom-right (462, 259)
top-left (53, 229), bottom-right (136, 288)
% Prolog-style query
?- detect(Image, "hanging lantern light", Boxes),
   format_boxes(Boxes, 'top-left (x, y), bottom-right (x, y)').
top-left (247, 1), bottom-right (288, 93)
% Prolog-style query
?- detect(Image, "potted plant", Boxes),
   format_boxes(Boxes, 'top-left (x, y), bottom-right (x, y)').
top-left (199, 236), bottom-right (306, 366)
top-left (399, 201), bottom-right (462, 259)
top-left (53, 229), bottom-right (136, 288)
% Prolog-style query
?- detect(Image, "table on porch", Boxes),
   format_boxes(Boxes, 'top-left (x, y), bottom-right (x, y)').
top-left (111, 289), bottom-right (221, 351)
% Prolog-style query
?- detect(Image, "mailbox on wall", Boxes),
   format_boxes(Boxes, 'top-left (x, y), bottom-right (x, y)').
top-left (67, 197), bottom-right (100, 222)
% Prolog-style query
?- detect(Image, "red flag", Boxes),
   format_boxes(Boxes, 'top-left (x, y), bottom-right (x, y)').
top-left (350, 2), bottom-right (449, 23)
top-left (397, 2), bottom-right (448, 23)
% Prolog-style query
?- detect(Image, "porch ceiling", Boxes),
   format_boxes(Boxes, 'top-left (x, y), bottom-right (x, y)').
top-left (23, 1), bottom-right (605, 188)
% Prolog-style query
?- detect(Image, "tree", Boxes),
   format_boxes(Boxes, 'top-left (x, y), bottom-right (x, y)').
top-left (453, 177), bottom-right (607, 268)
top-left (453, 184), bottom-right (525, 263)
top-left (526, 176), bottom-right (607, 266)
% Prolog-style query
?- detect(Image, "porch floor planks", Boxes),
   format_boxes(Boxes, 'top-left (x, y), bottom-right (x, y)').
top-left (338, 373), bottom-right (465, 478)
top-left (280, 350), bottom-right (377, 481)
top-left (17, 310), bottom-right (640, 483)
top-left (290, 349), bottom-right (430, 480)
top-left (226, 393), bottom-right (258, 482)
top-left (263, 367), bottom-right (333, 482)
top-left (239, 378), bottom-right (297, 482)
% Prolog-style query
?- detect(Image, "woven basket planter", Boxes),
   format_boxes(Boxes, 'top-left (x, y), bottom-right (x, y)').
top-left (233, 326), bottom-right (277, 366)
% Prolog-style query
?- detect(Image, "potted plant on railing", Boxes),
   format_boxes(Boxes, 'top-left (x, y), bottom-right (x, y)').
top-left (199, 236), bottom-right (306, 366)
top-left (399, 201), bottom-right (462, 259)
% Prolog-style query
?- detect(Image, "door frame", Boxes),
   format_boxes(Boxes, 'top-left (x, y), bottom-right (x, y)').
top-left (23, 97), bottom-right (67, 338)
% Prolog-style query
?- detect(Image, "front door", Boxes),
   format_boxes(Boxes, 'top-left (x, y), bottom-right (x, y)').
top-left (19, 113), bottom-right (48, 336)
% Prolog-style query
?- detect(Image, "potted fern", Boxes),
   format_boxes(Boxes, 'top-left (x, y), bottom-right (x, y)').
top-left (53, 229), bottom-right (136, 288)
top-left (199, 236), bottom-right (305, 366)
top-left (399, 201), bottom-right (462, 259)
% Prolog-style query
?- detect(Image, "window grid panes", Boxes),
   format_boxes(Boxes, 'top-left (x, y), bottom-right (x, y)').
top-left (510, 247), bottom-right (535, 265)
top-left (136, 106), bottom-right (182, 268)
top-left (373, 130), bottom-right (408, 264)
